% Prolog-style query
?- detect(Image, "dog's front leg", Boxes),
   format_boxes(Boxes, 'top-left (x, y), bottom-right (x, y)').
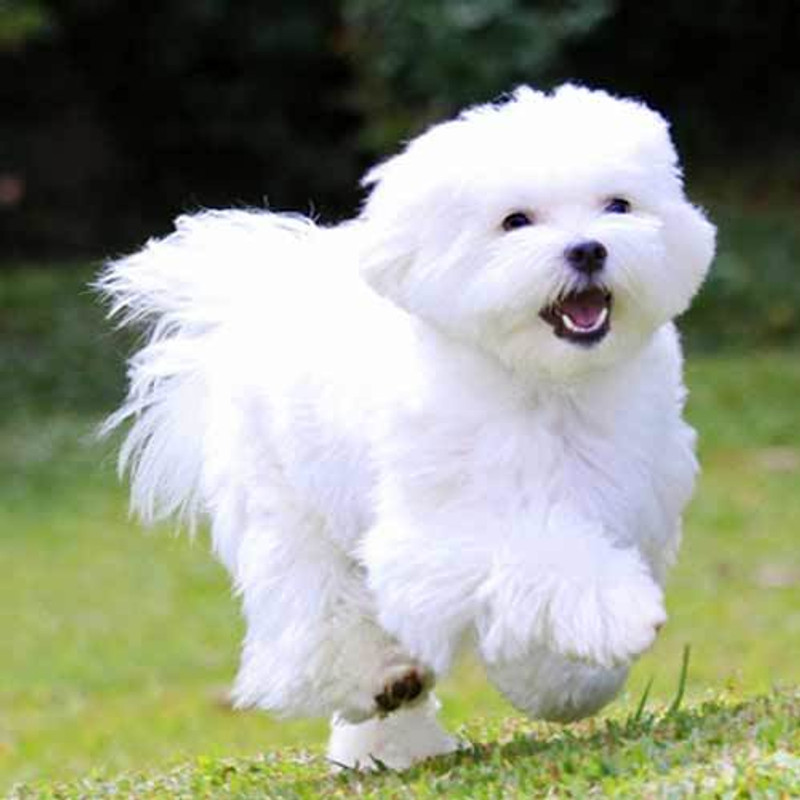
top-left (476, 503), bottom-right (666, 669)
top-left (364, 497), bottom-right (664, 675)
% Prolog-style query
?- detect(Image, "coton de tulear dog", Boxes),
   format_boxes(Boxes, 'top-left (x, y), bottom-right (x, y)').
top-left (99, 85), bottom-right (715, 770)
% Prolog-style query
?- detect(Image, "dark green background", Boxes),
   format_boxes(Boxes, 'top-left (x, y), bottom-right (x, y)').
top-left (2, 0), bottom-right (799, 347)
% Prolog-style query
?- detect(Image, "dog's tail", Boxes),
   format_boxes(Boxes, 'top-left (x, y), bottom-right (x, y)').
top-left (96, 209), bottom-right (317, 528)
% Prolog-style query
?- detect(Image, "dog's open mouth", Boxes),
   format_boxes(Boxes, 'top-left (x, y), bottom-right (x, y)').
top-left (539, 287), bottom-right (612, 345)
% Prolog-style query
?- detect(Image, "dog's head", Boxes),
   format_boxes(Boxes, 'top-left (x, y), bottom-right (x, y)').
top-left (359, 85), bottom-right (715, 379)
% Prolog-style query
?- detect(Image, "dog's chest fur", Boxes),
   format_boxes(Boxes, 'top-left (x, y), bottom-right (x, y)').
top-left (251, 317), bottom-right (696, 583)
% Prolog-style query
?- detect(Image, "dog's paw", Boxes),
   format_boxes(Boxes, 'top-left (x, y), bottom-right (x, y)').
top-left (478, 532), bottom-right (666, 669)
top-left (549, 572), bottom-right (666, 667)
top-left (328, 694), bottom-right (458, 771)
top-left (375, 665), bottom-right (433, 716)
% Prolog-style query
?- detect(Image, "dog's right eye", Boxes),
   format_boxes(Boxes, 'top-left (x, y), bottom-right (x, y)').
top-left (604, 197), bottom-right (631, 214)
top-left (502, 212), bottom-right (533, 231)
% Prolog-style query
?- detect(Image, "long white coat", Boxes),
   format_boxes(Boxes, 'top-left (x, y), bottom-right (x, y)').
top-left (99, 85), bottom-right (715, 768)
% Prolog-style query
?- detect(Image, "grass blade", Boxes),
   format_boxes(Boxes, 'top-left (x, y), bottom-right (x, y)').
top-left (666, 644), bottom-right (691, 717)
top-left (632, 675), bottom-right (655, 723)
top-left (369, 755), bottom-right (390, 772)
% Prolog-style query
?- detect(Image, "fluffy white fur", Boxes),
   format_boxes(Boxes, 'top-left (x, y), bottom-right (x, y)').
top-left (99, 85), bottom-right (715, 769)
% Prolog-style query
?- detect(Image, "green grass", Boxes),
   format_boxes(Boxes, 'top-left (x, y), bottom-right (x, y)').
top-left (7, 691), bottom-right (800, 798)
top-left (1, 261), bottom-right (799, 795)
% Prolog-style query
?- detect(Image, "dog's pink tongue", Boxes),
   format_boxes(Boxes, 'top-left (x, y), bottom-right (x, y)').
top-left (560, 289), bottom-right (607, 328)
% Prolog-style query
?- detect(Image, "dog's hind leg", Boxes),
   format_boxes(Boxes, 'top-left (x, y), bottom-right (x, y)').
top-left (229, 507), bottom-right (440, 726)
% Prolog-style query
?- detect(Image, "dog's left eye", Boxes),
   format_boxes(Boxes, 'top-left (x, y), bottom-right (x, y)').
top-left (604, 197), bottom-right (631, 214)
top-left (502, 212), bottom-right (534, 231)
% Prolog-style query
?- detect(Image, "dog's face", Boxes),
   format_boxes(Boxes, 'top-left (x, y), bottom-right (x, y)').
top-left (360, 85), bottom-right (716, 380)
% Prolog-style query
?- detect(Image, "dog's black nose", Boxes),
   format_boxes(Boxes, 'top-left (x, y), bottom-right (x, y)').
top-left (565, 240), bottom-right (607, 275)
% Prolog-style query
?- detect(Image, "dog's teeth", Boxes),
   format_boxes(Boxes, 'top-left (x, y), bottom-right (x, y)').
top-left (561, 306), bottom-right (608, 334)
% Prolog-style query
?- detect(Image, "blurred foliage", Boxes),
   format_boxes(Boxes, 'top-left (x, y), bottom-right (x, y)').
top-left (2, 0), bottom-right (799, 262)
top-left (0, 0), bottom-right (51, 48)
top-left (564, 0), bottom-right (800, 161)
top-left (1, 1), bottom-right (360, 257)
top-left (342, 0), bottom-right (614, 150)
top-left (342, 0), bottom-right (800, 168)
top-left (684, 203), bottom-right (800, 348)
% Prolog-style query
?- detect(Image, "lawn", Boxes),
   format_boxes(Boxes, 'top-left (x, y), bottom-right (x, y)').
top-left (1, 264), bottom-right (799, 794)
top-left (7, 691), bottom-right (800, 798)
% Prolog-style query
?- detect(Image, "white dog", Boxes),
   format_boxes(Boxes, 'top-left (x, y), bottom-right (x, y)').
top-left (99, 85), bottom-right (715, 770)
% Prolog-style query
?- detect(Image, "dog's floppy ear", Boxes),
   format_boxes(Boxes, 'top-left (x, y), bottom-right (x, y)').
top-left (358, 155), bottom-right (421, 305)
top-left (360, 238), bottom-right (416, 304)
top-left (661, 199), bottom-right (717, 314)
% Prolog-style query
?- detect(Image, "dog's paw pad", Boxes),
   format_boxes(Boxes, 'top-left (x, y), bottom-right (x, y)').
top-left (375, 669), bottom-right (426, 714)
